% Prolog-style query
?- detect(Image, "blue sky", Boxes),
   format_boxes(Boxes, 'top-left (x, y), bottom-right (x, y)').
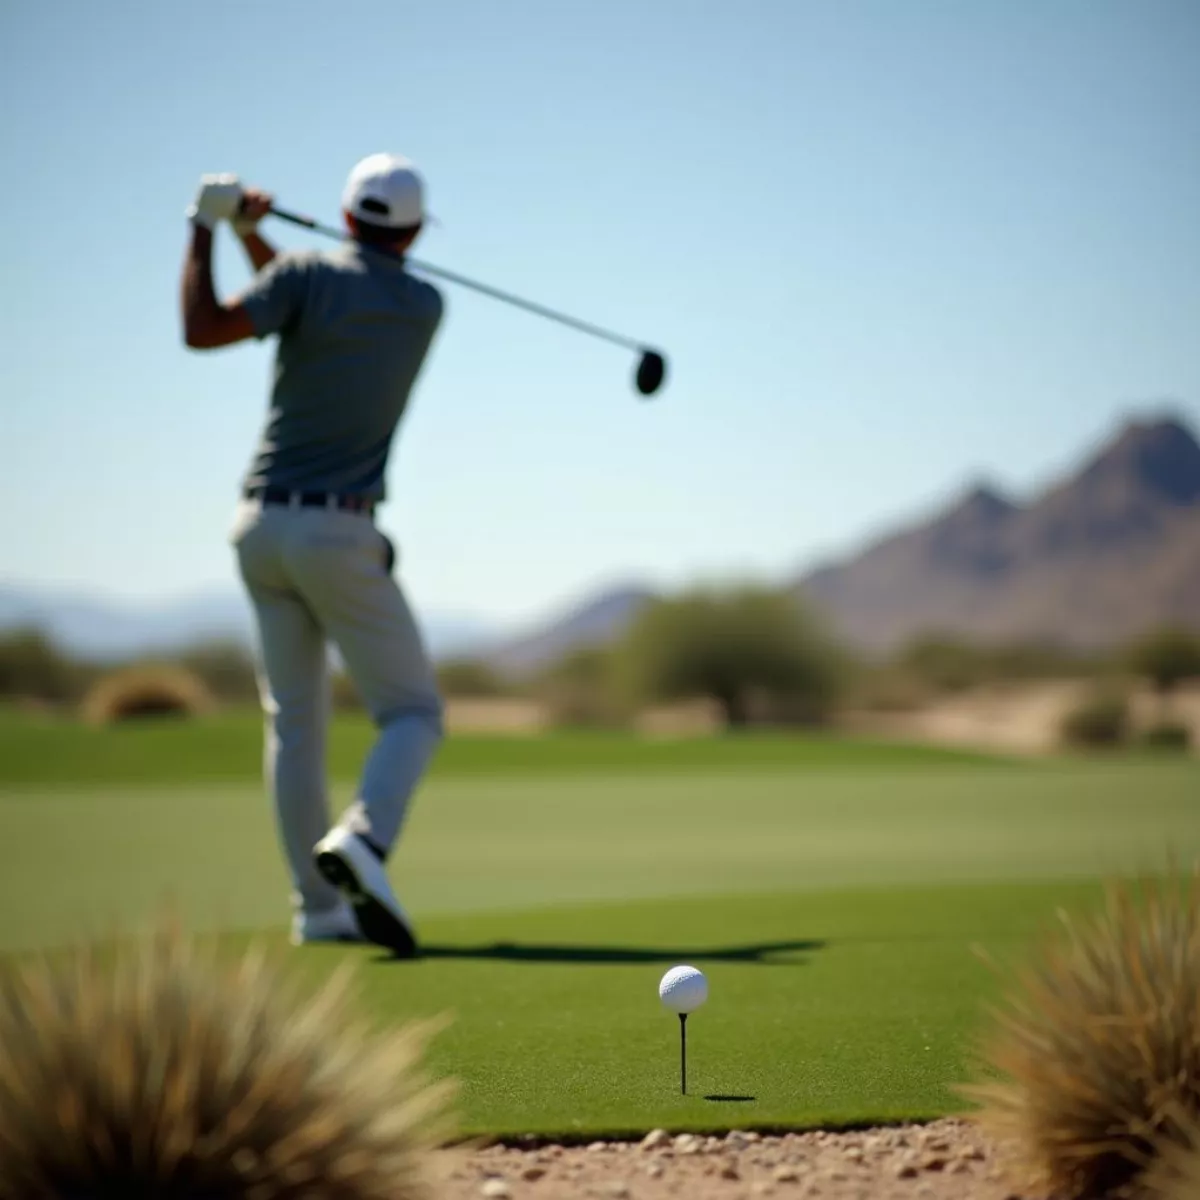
top-left (2, 0), bottom-right (1197, 628)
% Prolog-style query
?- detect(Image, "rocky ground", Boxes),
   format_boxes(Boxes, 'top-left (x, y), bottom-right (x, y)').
top-left (429, 1118), bottom-right (1036, 1200)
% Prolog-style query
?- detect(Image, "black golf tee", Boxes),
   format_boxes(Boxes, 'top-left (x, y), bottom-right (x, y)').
top-left (680, 1013), bottom-right (688, 1095)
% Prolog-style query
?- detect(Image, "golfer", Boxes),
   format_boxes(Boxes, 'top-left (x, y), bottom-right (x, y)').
top-left (179, 154), bottom-right (445, 956)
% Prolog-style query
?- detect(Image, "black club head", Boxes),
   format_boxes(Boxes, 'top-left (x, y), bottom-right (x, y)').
top-left (635, 350), bottom-right (667, 397)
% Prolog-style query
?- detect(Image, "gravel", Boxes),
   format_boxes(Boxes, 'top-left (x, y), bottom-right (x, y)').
top-left (429, 1117), bottom-right (1040, 1200)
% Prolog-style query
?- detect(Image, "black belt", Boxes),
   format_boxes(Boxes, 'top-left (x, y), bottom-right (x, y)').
top-left (245, 486), bottom-right (375, 514)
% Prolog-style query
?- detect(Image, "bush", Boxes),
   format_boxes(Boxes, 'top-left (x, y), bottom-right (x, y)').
top-left (615, 585), bottom-right (845, 729)
top-left (1147, 1119), bottom-right (1200, 1200)
top-left (533, 646), bottom-right (627, 728)
top-left (436, 657), bottom-right (508, 698)
top-left (895, 635), bottom-right (987, 693)
top-left (0, 918), bottom-right (454, 1198)
top-left (1140, 721), bottom-right (1193, 753)
top-left (177, 639), bottom-right (259, 703)
top-left (80, 665), bottom-right (216, 725)
top-left (963, 865), bottom-right (1200, 1199)
top-left (0, 627), bottom-right (93, 704)
top-left (1059, 690), bottom-right (1130, 748)
top-left (1127, 626), bottom-right (1200, 697)
top-left (894, 634), bottom-right (1102, 695)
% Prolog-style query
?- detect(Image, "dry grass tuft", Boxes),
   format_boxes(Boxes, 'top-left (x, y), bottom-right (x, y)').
top-left (0, 917), bottom-right (456, 1199)
top-left (1144, 1112), bottom-right (1200, 1200)
top-left (80, 664), bottom-right (217, 724)
top-left (963, 864), bottom-right (1200, 1199)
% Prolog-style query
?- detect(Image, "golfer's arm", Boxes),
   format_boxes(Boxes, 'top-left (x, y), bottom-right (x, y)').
top-left (237, 230), bottom-right (277, 272)
top-left (181, 225), bottom-right (256, 350)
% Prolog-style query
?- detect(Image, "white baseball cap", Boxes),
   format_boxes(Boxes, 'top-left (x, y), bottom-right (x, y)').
top-left (341, 152), bottom-right (429, 228)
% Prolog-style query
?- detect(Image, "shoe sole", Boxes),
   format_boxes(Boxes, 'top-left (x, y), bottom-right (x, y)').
top-left (314, 849), bottom-right (419, 958)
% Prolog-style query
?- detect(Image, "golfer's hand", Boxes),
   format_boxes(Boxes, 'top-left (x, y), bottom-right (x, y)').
top-left (232, 187), bottom-right (274, 238)
top-left (186, 173), bottom-right (244, 230)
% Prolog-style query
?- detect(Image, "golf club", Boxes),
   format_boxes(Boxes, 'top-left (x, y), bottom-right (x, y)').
top-left (264, 204), bottom-right (668, 398)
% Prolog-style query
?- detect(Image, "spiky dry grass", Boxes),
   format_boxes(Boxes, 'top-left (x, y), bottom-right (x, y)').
top-left (1144, 1112), bottom-right (1200, 1200)
top-left (81, 664), bottom-right (217, 725)
top-left (963, 865), bottom-right (1200, 1199)
top-left (0, 919), bottom-right (456, 1199)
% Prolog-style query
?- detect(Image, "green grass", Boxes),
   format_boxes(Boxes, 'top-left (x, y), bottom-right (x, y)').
top-left (2, 757), bottom-right (1197, 954)
top-left (1, 717), bottom-right (1197, 1136)
top-left (10, 878), bottom-right (1135, 1139)
top-left (0, 710), bottom-right (1007, 785)
top-left (331, 878), bottom-right (1112, 1137)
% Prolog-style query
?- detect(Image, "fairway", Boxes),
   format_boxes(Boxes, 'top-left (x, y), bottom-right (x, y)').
top-left (1, 717), bottom-right (1198, 1136)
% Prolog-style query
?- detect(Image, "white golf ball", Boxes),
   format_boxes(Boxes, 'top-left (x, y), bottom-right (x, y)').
top-left (658, 965), bottom-right (708, 1014)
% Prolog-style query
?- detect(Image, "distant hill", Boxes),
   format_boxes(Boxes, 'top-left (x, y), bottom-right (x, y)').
top-left (6, 409), bottom-right (1197, 668)
top-left (486, 585), bottom-right (655, 676)
top-left (482, 409), bottom-right (1200, 666)
top-left (794, 412), bottom-right (1200, 651)
top-left (0, 582), bottom-right (498, 663)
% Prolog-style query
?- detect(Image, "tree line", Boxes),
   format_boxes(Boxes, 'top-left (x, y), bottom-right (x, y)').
top-left (3, 587), bottom-right (1199, 736)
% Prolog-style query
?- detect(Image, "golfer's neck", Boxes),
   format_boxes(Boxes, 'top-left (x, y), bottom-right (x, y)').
top-left (353, 239), bottom-right (406, 261)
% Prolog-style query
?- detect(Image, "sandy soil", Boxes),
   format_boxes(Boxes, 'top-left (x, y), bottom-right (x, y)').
top-left (445, 682), bottom-right (1200, 757)
top-left (847, 680), bottom-right (1200, 756)
top-left (429, 1119), bottom-right (1036, 1200)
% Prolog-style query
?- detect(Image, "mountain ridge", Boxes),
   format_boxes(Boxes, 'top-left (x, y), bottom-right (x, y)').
top-left (792, 409), bottom-right (1200, 650)
top-left (5, 408), bottom-right (1197, 665)
top-left (0, 581), bottom-right (499, 663)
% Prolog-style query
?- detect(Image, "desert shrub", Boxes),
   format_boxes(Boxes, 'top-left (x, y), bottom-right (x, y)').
top-left (1146, 1117), bottom-right (1200, 1200)
top-left (0, 918), bottom-right (455, 1198)
top-left (177, 639), bottom-right (260, 703)
top-left (533, 646), bottom-right (627, 728)
top-left (963, 865), bottom-right (1200, 1199)
top-left (436, 656), bottom-right (508, 698)
top-left (1139, 721), bottom-right (1193, 753)
top-left (894, 634), bottom-right (1102, 694)
top-left (615, 585), bottom-right (845, 729)
top-left (81, 664), bottom-right (216, 725)
top-left (0, 627), bottom-right (92, 704)
top-left (1127, 626), bottom-right (1200, 699)
top-left (895, 635), bottom-right (987, 692)
top-left (1059, 690), bottom-right (1130, 748)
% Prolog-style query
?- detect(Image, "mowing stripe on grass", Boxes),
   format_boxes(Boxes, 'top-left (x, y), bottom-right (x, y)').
top-left (1, 759), bottom-right (1196, 954)
top-left (0, 713), bottom-right (1013, 786)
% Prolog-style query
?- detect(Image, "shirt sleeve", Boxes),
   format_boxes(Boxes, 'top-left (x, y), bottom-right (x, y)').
top-left (238, 253), bottom-right (312, 340)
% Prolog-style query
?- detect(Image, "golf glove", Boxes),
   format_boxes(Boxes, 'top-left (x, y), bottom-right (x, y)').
top-left (230, 206), bottom-right (260, 237)
top-left (186, 174), bottom-right (243, 230)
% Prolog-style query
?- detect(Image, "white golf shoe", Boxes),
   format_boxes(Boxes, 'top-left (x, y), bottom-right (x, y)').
top-left (290, 902), bottom-right (363, 946)
top-left (312, 826), bottom-right (419, 958)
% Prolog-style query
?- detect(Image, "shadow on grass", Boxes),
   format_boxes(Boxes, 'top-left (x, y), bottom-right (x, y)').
top-left (704, 1095), bottom-right (757, 1103)
top-left (374, 938), bottom-right (824, 965)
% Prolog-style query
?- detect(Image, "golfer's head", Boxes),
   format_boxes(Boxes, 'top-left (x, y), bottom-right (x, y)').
top-left (341, 152), bottom-right (426, 252)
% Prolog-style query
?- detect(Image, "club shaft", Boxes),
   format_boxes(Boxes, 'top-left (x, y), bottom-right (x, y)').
top-left (268, 205), bottom-right (645, 353)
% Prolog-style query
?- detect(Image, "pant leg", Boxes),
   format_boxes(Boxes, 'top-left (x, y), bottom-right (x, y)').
top-left (280, 508), bottom-right (443, 855)
top-left (232, 506), bottom-right (341, 915)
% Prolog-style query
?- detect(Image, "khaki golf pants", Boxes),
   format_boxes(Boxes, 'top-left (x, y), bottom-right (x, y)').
top-left (230, 499), bottom-right (443, 917)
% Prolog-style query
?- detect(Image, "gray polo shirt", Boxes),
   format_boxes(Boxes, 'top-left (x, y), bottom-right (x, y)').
top-left (239, 242), bottom-right (443, 502)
